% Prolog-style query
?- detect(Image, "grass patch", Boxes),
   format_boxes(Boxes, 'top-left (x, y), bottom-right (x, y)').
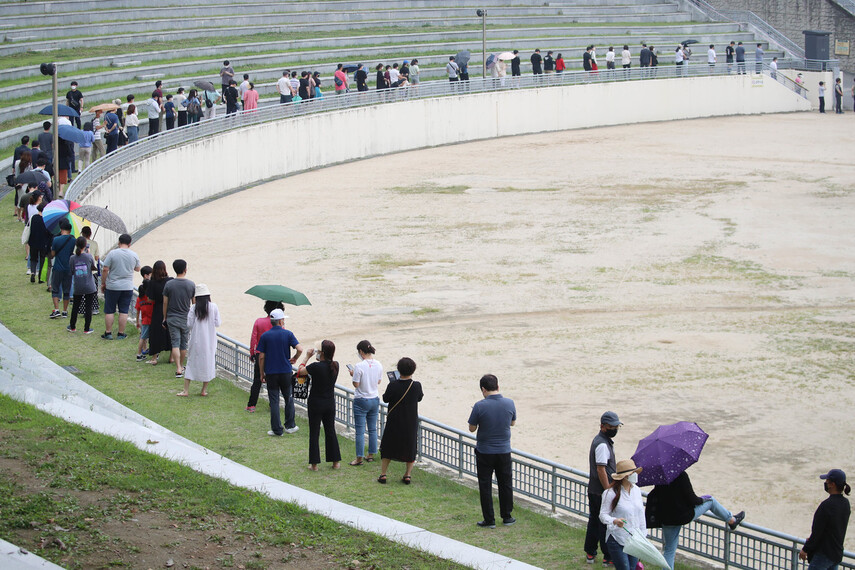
top-left (0, 191), bottom-right (687, 569)
top-left (497, 186), bottom-right (560, 192)
top-left (369, 254), bottom-right (428, 269)
top-left (411, 307), bottom-right (441, 316)
top-left (391, 183), bottom-right (469, 195)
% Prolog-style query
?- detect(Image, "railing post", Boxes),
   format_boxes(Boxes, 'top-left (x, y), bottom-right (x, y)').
top-left (791, 540), bottom-right (800, 570)
top-left (551, 465), bottom-right (557, 513)
top-left (724, 527), bottom-right (731, 569)
top-left (233, 341), bottom-right (239, 378)
top-left (458, 433), bottom-right (464, 478)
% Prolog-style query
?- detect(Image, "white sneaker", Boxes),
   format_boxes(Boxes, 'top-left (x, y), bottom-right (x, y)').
top-left (284, 426), bottom-right (300, 434)
top-left (26, 269), bottom-right (31, 275)
top-left (267, 430), bottom-right (282, 436)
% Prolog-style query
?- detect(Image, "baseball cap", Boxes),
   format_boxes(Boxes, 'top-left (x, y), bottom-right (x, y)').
top-left (601, 411), bottom-right (623, 426)
top-left (269, 309), bottom-right (289, 321)
top-left (820, 469), bottom-right (846, 486)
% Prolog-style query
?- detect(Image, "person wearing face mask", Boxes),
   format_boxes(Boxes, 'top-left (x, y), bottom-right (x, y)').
top-left (800, 469), bottom-right (851, 569)
top-left (599, 459), bottom-right (646, 570)
top-left (645, 470), bottom-right (745, 569)
top-left (585, 411), bottom-right (621, 565)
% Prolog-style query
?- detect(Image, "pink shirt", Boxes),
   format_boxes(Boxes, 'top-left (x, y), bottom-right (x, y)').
top-left (242, 89), bottom-right (259, 110)
top-left (334, 69), bottom-right (348, 91)
top-left (250, 316), bottom-right (273, 355)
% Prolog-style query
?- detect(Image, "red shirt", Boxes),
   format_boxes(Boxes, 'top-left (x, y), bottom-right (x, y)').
top-left (250, 316), bottom-right (273, 356)
top-left (556, 58), bottom-right (566, 71)
top-left (135, 294), bottom-right (154, 325)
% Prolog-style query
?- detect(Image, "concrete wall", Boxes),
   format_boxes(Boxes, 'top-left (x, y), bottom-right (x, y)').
top-left (81, 76), bottom-right (811, 252)
top-left (781, 69), bottom-right (834, 107)
top-left (708, 0), bottom-right (855, 72)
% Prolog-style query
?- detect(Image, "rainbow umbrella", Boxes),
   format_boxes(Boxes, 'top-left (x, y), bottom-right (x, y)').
top-left (42, 199), bottom-right (83, 235)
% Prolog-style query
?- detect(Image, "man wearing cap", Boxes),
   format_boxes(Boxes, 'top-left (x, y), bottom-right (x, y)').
top-left (256, 309), bottom-right (304, 436)
top-left (585, 411), bottom-right (621, 565)
top-left (800, 469), bottom-right (851, 569)
top-left (468, 374), bottom-right (517, 529)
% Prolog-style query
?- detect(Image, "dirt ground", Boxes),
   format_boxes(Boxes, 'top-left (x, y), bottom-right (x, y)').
top-left (134, 112), bottom-right (855, 546)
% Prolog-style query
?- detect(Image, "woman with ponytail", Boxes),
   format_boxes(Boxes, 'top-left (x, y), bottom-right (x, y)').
top-left (296, 340), bottom-right (342, 470)
top-left (599, 459), bottom-right (646, 570)
top-left (800, 469), bottom-right (851, 569)
top-left (347, 339), bottom-right (383, 465)
top-left (179, 283), bottom-right (220, 397)
top-left (67, 236), bottom-right (97, 333)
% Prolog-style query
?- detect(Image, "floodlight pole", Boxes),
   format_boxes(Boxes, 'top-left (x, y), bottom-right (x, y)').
top-left (52, 67), bottom-right (58, 192)
top-left (480, 9), bottom-right (487, 78)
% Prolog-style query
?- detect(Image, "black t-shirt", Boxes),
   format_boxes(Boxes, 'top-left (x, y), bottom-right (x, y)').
top-left (66, 89), bottom-right (83, 110)
top-left (803, 494), bottom-right (850, 564)
top-left (306, 360), bottom-right (338, 405)
top-left (355, 69), bottom-right (367, 88)
top-left (725, 45), bottom-right (735, 62)
top-left (544, 55), bottom-right (554, 70)
top-left (376, 70), bottom-right (386, 89)
top-left (583, 52), bottom-right (593, 71)
top-left (511, 56), bottom-right (521, 75)
top-left (224, 86), bottom-right (239, 107)
top-left (530, 53), bottom-right (542, 71)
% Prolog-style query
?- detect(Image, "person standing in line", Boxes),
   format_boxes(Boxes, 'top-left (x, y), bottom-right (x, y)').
top-left (178, 283), bottom-right (220, 397)
top-left (708, 44), bottom-right (717, 72)
top-left (649, 45), bottom-right (659, 69)
top-left (144, 260), bottom-right (172, 365)
top-left (469, 374), bottom-right (516, 528)
top-left (125, 105), bottom-right (139, 144)
top-left (726, 41), bottom-right (735, 73)
top-left (183, 89), bottom-right (203, 125)
top-left (164, 94), bottom-right (176, 130)
top-left (755, 43), bottom-right (764, 73)
top-left (146, 92), bottom-right (161, 136)
top-left (48, 221), bottom-right (76, 319)
top-left (224, 80), bottom-right (240, 115)
top-left (377, 357), bottom-right (423, 485)
top-left (256, 308), bottom-right (303, 436)
top-left (605, 47), bottom-right (616, 71)
top-left (239, 74), bottom-right (250, 103)
top-left (799, 469), bottom-right (851, 570)
top-left (242, 82), bottom-right (259, 111)
top-left (583, 45), bottom-right (594, 72)
top-left (675, 45), bottom-right (685, 75)
top-left (355, 64), bottom-right (369, 92)
top-left (770, 56), bottom-right (778, 80)
top-left (348, 340), bottom-right (383, 465)
top-left (639, 43), bottom-right (651, 75)
top-left (66, 236), bottom-right (97, 334)
top-left (162, 259), bottom-right (195, 378)
top-left (27, 202), bottom-right (51, 285)
top-left (202, 88), bottom-right (222, 121)
top-left (295, 341), bottom-right (342, 471)
top-left (376, 63), bottom-right (387, 90)
top-left (90, 111), bottom-right (104, 161)
top-left (174, 88), bottom-right (188, 127)
top-left (511, 50), bottom-right (521, 79)
top-left (134, 266), bottom-right (153, 360)
top-left (219, 60), bottom-right (234, 93)
top-left (100, 233), bottom-right (140, 339)
top-left (599, 459), bottom-right (646, 570)
top-left (646, 470), bottom-right (745, 569)
top-left (834, 77), bottom-right (844, 114)
top-left (819, 81), bottom-right (826, 113)
top-left (621, 45), bottom-right (632, 70)
top-left (585, 411), bottom-right (621, 565)
top-left (246, 300), bottom-right (284, 412)
top-left (38, 123), bottom-right (53, 160)
top-left (78, 122), bottom-right (94, 171)
top-left (66, 81), bottom-right (83, 129)
top-left (447, 56), bottom-right (460, 88)
top-left (334, 63), bottom-right (349, 94)
top-left (530, 48), bottom-right (543, 75)
top-left (277, 71), bottom-right (294, 103)
top-left (735, 41), bottom-right (746, 74)
top-left (544, 50), bottom-right (555, 74)
top-left (555, 53), bottom-right (566, 73)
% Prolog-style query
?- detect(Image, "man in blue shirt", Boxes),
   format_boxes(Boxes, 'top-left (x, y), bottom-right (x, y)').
top-left (49, 220), bottom-right (76, 318)
top-left (256, 309), bottom-right (304, 436)
top-left (468, 374), bottom-right (517, 528)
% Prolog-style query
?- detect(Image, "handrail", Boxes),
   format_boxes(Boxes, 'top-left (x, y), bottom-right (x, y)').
top-left (67, 61), bottom-right (804, 204)
top-left (209, 332), bottom-right (855, 569)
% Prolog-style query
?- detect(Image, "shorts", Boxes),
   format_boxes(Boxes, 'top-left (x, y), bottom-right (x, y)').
top-left (410, 77), bottom-right (419, 84)
top-left (140, 324), bottom-right (150, 340)
top-left (51, 269), bottom-right (72, 300)
top-left (104, 289), bottom-right (133, 314)
top-left (167, 321), bottom-right (190, 351)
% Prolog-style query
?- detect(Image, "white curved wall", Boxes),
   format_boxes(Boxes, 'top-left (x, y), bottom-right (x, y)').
top-left (85, 74), bottom-right (810, 250)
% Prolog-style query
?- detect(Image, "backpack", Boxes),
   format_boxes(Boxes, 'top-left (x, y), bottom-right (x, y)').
top-left (204, 93), bottom-right (214, 108)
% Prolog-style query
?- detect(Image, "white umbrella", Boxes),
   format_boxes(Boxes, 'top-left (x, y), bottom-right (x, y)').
top-left (498, 52), bottom-right (516, 60)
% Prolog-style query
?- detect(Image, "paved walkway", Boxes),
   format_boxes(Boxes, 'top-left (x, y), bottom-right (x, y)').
top-left (0, 323), bottom-right (538, 570)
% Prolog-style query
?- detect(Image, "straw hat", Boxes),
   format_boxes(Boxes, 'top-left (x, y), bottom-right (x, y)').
top-left (611, 459), bottom-right (643, 480)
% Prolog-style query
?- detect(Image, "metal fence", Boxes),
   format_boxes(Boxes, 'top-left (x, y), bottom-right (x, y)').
top-left (213, 331), bottom-right (854, 570)
top-left (67, 62), bottom-right (804, 203)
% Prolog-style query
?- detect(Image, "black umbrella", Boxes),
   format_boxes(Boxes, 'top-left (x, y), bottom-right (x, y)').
top-left (12, 171), bottom-right (42, 187)
top-left (456, 50), bottom-right (471, 66)
top-left (38, 104), bottom-right (79, 117)
top-left (342, 64), bottom-right (359, 73)
top-left (194, 79), bottom-right (216, 91)
top-left (73, 205), bottom-right (128, 235)
top-left (681, 39), bottom-right (699, 46)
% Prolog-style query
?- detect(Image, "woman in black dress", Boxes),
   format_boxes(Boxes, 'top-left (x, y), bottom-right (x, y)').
top-left (298, 71), bottom-right (311, 100)
top-left (378, 357), bottom-right (423, 484)
top-left (296, 340), bottom-right (341, 470)
top-left (145, 260), bottom-right (172, 365)
top-left (375, 63), bottom-right (386, 90)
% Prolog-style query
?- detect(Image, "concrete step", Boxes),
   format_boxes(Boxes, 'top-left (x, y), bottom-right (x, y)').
top-left (0, 32), bottom-right (769, 101)
top-left (2, 9), bottom-right (689, 42)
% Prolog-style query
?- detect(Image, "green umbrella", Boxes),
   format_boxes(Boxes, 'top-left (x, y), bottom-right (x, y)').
top-left (245, 285), bottom-right (311, 306)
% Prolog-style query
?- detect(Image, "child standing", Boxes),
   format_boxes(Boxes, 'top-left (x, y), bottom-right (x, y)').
top-left (164, 95), bottom-right (176, 130)
top-left (819, 81), bottom-right (826, 113)
top-left (135, 266), bottom-right (154, 361)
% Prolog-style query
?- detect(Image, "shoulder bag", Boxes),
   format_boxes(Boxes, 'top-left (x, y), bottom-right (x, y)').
top-left (387, 380), bottom-right (414, 415)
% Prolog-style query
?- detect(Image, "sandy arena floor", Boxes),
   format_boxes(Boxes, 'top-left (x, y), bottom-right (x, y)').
top-left (134, 112), bottom-right (855, 544)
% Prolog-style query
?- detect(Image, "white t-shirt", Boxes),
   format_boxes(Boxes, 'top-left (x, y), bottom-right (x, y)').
top-left (389, 68), bottom-right (400, 83)
top-left (675, 50), bottom-right (684, 63)
top-left (277, 77), bottom-right (291, 95)
top-left (352, 358), bottom-right (383, 399)
top-left (239, 80), bottom-right (250, 97)
top-left (708, 48), bottom-right (716, 63)
top-left (605, 51), bottom-right (615, 63)
top-left (92, 116), bottom-right (102, 140)
top-left (770, 60), bottom-right (778, 71)
top-left (621, 50), bottom-right (631, 65)
top-left (290, 77), bottom-right (299, 92)
top-left (595, 442), bottom-right (611, 465)
top-left (173, 93), bottom-right (187, 111)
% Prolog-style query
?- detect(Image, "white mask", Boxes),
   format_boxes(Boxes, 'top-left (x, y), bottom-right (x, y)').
top-left (628, 472), bottom-right (639, 484)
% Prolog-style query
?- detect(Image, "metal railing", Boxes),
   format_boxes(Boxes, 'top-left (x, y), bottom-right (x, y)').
top-left (212, 331), bottom-right (853, 570)
top-left (67, 62), bottom-right (803, 204)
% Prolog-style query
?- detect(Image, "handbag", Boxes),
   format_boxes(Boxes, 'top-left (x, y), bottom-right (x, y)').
top-left (292, 374), bottom-right (310, 399)
top-left (622, 527), bottom-right (669, 567)
top-left (6, 173), bottom-right (15, 187)
top-left (21, 221), bottom-right (30, 245)
top-left (387, 380), bottom-right (414, 415)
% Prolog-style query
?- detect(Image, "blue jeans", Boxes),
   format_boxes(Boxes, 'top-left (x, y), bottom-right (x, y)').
top-left (352, 397), bottom-right (379, 457)
top-left (662, 498), bottom-right (733, 569)
top-left (808, 553), bottom-right (839, 570)
top-left (606, 536), bottom-right (638, 570)
top-left (127, 125), bottom-right (139, 143)
top-left (266, 372), bottom-right (295, 435)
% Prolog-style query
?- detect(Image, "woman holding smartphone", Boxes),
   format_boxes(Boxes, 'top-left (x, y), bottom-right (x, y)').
top-left (296, 341), bottom-right (341, 470)
top-left (348, 339), bottom-right (383, 465)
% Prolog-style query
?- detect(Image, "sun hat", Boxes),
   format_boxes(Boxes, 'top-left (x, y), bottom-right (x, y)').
top-left (611, 459), bottom-right (643, 480)
top-left (601, 411), bottom-right (623, 426)
top-left (195, 283), bottom-right (210, 297)
top-left (820, 469), bottom-right (846, 486)
top-left (269, 308), bottom-right (289, 321)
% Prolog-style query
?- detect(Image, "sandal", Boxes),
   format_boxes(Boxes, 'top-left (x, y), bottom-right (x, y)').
top-left (377, 474), bottom-right (387, 484)
top-left (349, 459), bottom-right (364, 466)
top-left (365, 456), bottom-right (375, 462)
top-left (402, 475), bottom-right (412, 485)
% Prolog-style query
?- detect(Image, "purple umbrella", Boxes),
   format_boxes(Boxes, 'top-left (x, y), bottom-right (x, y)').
top-left (631, 421), bottom-right (708, 487)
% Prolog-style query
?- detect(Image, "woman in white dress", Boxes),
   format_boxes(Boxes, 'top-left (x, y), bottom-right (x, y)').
top-left (178, 283), bottom-right (221, 397)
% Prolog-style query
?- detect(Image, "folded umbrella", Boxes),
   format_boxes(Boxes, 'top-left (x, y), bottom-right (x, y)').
top-left (38, 104), bottom-right (80, 117)
top-left (245, 285), bottom-right (311, 306)
top-left (73, 205), bottom-right (128, 235)
top-left (632, 421), bottom-right (709, 487)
